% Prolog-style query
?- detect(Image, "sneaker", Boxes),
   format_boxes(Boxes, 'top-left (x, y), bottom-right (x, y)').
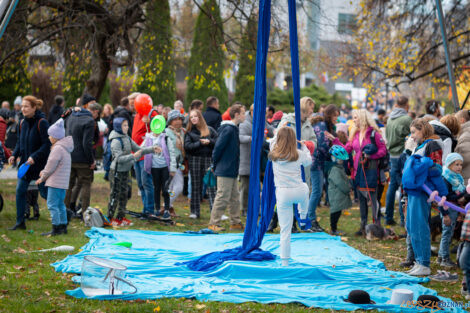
top-left (430, 270), bottom-right (459, 282)
top-left (189, 213), bottom-right (198, 219)
top-left (461, 287), bottom-right (469, 297)
top-left (406, 262), bottom-right (418, 273)
top-left (311, 221), bottom-right (324, 232)
top-left (400, 259), bottom-right (415, 268)
top-left (354, 229), bottom-right (364, 236)
top-left (408, 264), bottom-right (431, 276)
top-left (230, 223), bottom-right (244, 230)
top-left (121, 218), bottom-right (133, 226)
top-left (386, 219), bottom-right (397, 226)
top-left (111, 218), bottom-right (122, 226)
top-left (221, 214), bottom-right (229, 221)
top-left (161, 210), bottom-right (171, 220)
top-left (440, 258), bottom-right (457, 268)
top-left (208, 225), bottom-right (225, 232)
top-left (330, 230), bottom-right (345, 236)
top-left (436, 256), bottom-right (442, 265)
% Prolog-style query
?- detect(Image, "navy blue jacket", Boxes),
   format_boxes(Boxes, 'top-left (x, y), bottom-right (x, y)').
top-left (13, 110), bottom-right (50, 180)
top-left (203, 106), bottom-right (222, 131)
top-left (212, 121), bottom-right (240, 178)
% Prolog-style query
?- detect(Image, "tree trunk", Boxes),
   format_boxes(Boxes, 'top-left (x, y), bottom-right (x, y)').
top-left (84, 36), bottom-right (111, 100)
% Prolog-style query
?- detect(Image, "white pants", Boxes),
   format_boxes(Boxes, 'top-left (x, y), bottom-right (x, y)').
top-left (276, 183), bottom-right (309, 261)
top-left (169, 169), bottom-right (184, 207)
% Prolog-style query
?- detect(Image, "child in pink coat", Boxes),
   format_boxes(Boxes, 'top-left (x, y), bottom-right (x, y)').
top-left (36, 119), bottom-right (74, 236)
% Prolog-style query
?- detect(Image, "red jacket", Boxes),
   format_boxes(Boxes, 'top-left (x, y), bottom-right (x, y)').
top-left (132, 111), bottom-right (157, 161)
top-left (0, 116), bottom-right (10, 158)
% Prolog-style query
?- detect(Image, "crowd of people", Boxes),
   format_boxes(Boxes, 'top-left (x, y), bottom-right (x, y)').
top-left (1, 92), bottom-right (470, 295)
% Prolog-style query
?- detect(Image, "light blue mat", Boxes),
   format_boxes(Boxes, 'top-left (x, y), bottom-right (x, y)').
top-left (52, 228), bottom-right (466, 312)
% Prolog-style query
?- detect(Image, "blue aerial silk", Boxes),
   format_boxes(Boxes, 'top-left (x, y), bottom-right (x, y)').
top-left (180, 0), bottom-right (303, 271)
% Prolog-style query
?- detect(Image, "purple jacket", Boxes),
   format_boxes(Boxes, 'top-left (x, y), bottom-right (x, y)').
top-left (41, 136), bottom-right (74, 189)
top-left (334, 126), bottom-right (387, 179)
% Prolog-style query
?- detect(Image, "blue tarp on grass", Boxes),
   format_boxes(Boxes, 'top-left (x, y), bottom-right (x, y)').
top-left (52, 228), bottom-right (466, 312)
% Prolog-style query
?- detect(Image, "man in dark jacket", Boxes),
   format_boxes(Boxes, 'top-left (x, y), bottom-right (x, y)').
top-left (107, 96), bottom-right (134, 134)
top-left (48, 95), bottom-right (65, 125)
top-left (64, 102), bottom-right (96, 214)
top-left (208, 104), bottom-right (245, 231)
top-left (203, 96), bottom-right (222, 131)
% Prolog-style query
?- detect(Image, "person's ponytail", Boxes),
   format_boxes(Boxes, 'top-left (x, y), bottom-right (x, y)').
top-left (22, 95), bottom-right (43, 110)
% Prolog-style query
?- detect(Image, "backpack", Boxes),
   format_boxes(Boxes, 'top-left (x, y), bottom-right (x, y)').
top-left (83, 207), bottom-right (110, 227)
top-left (371, 130), bottom-right (390, 171)
top-left (103, 137), bottom-right (125, 171)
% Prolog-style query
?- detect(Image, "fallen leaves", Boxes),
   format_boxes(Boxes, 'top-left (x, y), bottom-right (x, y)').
top-left (13, 247), bottom-right (26, 254)
top-left (1, 234), bottom-right (11, 242)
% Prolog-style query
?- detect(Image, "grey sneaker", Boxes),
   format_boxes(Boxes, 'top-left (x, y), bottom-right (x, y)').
top-left (430, 270), bottom-right (459, 282)
top-left (436, 256), bottom-right (442, 265)
top-left (440, 258), bottom-right (457, 268)
top-left (161, 210), bottom-right (171, 220)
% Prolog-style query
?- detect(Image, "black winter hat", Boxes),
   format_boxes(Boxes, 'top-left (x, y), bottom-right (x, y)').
top-left (81, 94), bottom-right (96, 106)
top-left (344, 290), bottom-right (376, 304)
top-left (417, 295), bottom-right (440, 308)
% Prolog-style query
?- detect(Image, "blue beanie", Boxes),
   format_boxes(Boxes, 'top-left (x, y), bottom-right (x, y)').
top-left (445, 152), bottom-right (463, 168)
top-left (113, 117), bottom-right (126, 134)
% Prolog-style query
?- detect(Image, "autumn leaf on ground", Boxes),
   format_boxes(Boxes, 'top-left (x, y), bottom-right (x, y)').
top-left (1, 235), bottom-right (11, 242)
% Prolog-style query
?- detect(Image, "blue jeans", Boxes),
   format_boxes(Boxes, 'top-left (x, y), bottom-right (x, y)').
top-left (16, 178), bottom-right (47, 224)
top-left (438, 208), bottom-right (458, 259)
top-left (385, 157), bottom-right (401, 222)
top-left (406, 194), bottom-right (431, 267)
top-left (459, 241), bottom-right (470, 289)
top-left (134, 160), bottom-right (155, 214)
top-left (47, 187), bottom-right (67, 225)
top-left (307, 169), bottom-right (324, 221)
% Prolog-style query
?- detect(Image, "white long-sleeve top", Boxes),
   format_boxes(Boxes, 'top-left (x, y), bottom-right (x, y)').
top-left (271, 144), bottom-right (312, 188)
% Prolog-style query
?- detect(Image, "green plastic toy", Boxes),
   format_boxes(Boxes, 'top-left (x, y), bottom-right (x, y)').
top-left (150, 115), bottom-right (166, 134)
top-left (112, 242), bottom-right (132, 248)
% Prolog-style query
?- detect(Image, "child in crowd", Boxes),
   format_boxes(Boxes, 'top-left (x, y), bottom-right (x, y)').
top-left (459, 180), bottom-right (470, 299)
top-left (327, 145), bottom-right (352, 236)
top-left (108, 118), bottom-right (156, 226)
top-left (269, 126), bottom-right (312, 266)
top-left (165, 110), bottom-right (186, 217)
top-left (402, 118), bottom-right (445, 276)
top-left (36, 119), bottom-right (73, 236)
top-left (438, 153), bottom-right (470, 268)
top-left (143, 117), bottom-right (176, 220)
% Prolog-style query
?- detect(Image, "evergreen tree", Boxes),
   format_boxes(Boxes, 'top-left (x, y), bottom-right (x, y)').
top-left (136, 0), bottom-right (176, 105)
top-left (186, 0), bottom-right (228, 109)
top-left (234, 16), bottom-right (257, 106)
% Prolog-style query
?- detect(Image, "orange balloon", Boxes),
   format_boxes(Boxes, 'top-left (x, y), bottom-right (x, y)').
top-left (135, 94), bottom-right (153, 115)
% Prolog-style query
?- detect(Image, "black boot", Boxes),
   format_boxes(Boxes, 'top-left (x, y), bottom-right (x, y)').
top-left (31, 204), bottom-right (40, 220)
top-left (355, 221), bottom-right (366, 236)
top-left (60, 224), bottom-right (68, 234)
top-left (41, 225), bottom-right (62, 236)
top-left (9, 222), bottom-right (26, 230)
top-left (311, 220), bottom-right (324, 232)
top-left (267, 214), bottom-right (278, 232)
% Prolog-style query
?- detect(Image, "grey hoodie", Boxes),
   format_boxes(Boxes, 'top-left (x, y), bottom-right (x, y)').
top-left (109, 130), bottom-right (154, 172)
top-left (389, 108), bottom-right (408, 120)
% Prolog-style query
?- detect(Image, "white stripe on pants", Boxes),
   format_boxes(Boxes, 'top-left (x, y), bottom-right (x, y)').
top-left (276, 183), bottom-right (309, 260)
top-left (169, 169), bottom-right (184, 207)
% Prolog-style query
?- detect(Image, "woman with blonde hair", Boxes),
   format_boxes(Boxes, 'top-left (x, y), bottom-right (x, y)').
top-left (8, 95), bottom-right (50, 230)
top-left (329, 109), bottom-right (387, 235)
top-left (184, 109), bottom-right (218, 218)
top-left (270, 126), bottom-right (312, 266)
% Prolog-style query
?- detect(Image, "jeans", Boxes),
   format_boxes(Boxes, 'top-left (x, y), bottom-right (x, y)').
top-left (406, 194), bottom-right (431, 267)
top-left (438, 208), bottom-right (458, 260)
top-left (47, 187), bottom-right (67, 225)
top-left (134, 160), bottom-right (155, 214)
top-left (307, 169), bottom-right (324, 221)
top-left (459, 241), bottom-right (470, 290)
top-left (16, 178), bottom-right (47, 224)
top-left (385, 157), bottom-right (401, 222)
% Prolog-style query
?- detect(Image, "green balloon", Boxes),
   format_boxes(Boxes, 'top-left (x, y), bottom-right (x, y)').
top-left (112, 242), bottom-right (132, 248)
top-left (150, 115), bottom-right (166, 134)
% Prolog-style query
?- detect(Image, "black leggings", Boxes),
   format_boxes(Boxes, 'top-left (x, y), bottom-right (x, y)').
top-left (151, 167), bottom-right (170, 211)
top-left (330, 211), bottom-right (342, 232)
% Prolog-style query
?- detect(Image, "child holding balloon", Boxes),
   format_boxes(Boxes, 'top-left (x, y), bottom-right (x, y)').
top-left (107, 117), bottom-right (158, 226)
top-left (143, 115), bottom-right (177, 219)
top-left (438, 153), bottom-right (470, 268)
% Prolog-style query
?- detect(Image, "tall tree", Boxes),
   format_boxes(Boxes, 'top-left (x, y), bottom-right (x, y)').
top-left (136, 0), bottom-right (175, 105)
top-left (342, 0), bottom-right (470, 94)
top-left (234, 15), bottom-right (257, 106)
top-left (186, 0), bottom-right (228, 109)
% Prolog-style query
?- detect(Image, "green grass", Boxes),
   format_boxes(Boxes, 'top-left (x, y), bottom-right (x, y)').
top-left (0, 173), bottom-right (466, 312)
